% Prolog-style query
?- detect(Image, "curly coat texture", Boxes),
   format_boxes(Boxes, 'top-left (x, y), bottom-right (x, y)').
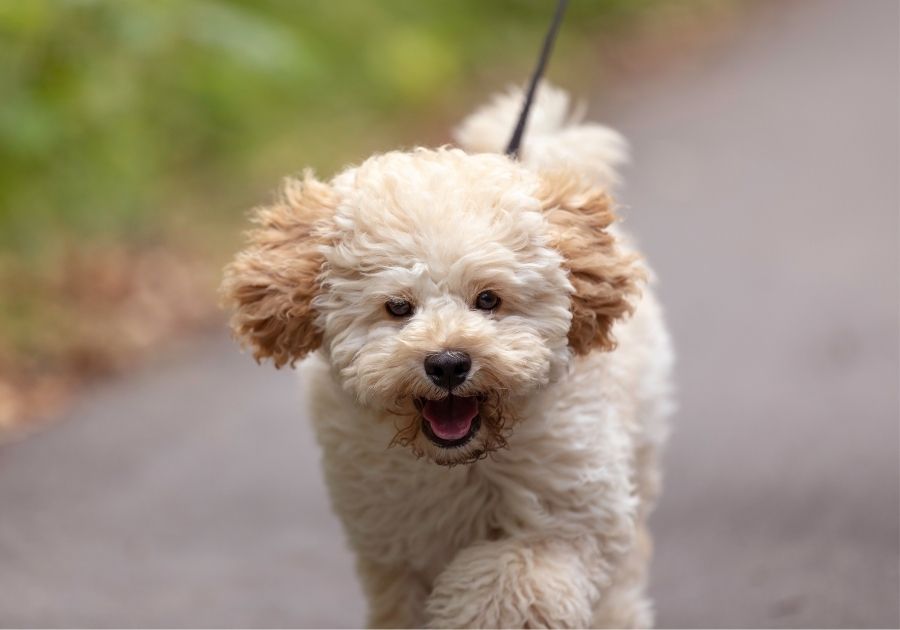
top-left (221, 83), bottom-right (673, 628)
top-left (221, 174), bottom-right (337, 367)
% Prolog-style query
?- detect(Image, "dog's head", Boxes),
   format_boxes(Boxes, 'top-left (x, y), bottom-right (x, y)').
top-left (222, 148), bottom-right (642, 465)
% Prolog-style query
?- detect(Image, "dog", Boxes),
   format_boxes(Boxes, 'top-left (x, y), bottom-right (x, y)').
top-left (221, 84), bottom-right (673, 628)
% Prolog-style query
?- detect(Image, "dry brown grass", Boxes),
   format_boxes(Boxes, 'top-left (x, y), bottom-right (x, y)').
top-left (0, 245), bottom-right (218, 437)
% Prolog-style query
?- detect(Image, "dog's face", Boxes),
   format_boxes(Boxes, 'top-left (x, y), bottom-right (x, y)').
top-left (222, 149), bottom-right (641, 465)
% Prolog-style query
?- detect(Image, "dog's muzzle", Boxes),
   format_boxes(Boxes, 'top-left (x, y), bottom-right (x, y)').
top-left (419, 394), bottom-right (481, 448)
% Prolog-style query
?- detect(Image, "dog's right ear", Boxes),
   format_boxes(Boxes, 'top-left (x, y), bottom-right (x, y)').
top-left (220, 172), bottom-right (337, 368)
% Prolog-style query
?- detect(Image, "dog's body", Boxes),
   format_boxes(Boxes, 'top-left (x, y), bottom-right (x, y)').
top-left (223, 85), bottom-right (673, 628)
top-left (303, 290), bottom-right (671, 628)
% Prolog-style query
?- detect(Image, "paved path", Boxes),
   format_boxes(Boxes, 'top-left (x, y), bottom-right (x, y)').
top-left (1, 0), bottom-right (897, 627)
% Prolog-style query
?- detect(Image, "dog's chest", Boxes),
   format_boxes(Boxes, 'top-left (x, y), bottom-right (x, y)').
top-left (307, 357), bottom-right (631, 580)
top-left (328, 447), bottom-right (506, 576)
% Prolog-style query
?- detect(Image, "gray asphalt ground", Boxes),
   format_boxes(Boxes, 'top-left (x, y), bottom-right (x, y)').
top-left (1, 0), bottom-right (897, 627)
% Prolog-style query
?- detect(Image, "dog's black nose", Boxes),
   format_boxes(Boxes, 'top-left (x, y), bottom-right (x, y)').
top-left (424, 351), bottom-right (471, 390)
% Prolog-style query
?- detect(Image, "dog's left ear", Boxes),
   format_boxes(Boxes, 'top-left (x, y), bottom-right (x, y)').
top-left (539, 172), bottom-right (645, 355)
top-left (220, 172), bottom-right (337, 368)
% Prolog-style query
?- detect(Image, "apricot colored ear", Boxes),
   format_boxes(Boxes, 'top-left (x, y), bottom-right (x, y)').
top-left (539, 172), bottom-right (644, 354)
top-left (220, 172), bottom-right (337, 367)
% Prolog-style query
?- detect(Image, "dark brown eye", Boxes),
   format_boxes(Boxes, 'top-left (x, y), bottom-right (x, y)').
top-left (385, 298), bottom-right (413, 317)
top-left (475, 290), bottom-right (500, 311)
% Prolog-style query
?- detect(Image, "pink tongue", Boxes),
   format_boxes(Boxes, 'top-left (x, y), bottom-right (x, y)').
top-left (423, 396), bottom-right (479, 441)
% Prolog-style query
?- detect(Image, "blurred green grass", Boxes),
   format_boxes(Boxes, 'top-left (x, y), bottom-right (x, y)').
top-left (0, 0), bottom-right (698, 259)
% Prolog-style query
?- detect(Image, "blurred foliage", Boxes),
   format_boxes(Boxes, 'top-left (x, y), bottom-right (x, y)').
top-left (0, 0), bottom-right (691, 259)
top-left (0, 0), bottom-right (727, 429)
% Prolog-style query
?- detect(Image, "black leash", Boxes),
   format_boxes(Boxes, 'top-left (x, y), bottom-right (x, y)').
top-left (505, 0), bottom-right (570, 158)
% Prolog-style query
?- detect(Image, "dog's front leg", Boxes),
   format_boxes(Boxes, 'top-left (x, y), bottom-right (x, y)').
top-left (357, 557), bottom-right (430, 628)
top-left (424, 537), bottom-right (601, 629)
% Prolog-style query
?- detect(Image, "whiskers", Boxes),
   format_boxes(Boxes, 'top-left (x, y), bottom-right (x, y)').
top-left (380, 376), bottom-right (521, 466)
top-left (387, 406), bottom-right (423, 454)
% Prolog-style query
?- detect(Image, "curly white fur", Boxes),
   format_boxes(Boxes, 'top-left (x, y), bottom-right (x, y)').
top-left (453, 83), bottom-right (629, 190)
top-left (222, 83), bottom-right (674, 628)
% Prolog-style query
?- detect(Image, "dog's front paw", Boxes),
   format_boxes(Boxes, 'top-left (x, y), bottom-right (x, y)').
top-left (425, 539), bottom-right (595, 629)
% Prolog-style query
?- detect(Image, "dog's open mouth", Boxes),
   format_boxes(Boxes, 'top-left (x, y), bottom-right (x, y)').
top-left (419, 394), bottom-right (481, 448)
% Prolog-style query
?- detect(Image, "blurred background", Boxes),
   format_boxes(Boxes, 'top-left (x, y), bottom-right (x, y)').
top-left (0, 0), bottom-right (896, 628)
top-left (0, 0), bottom-right (730, 426)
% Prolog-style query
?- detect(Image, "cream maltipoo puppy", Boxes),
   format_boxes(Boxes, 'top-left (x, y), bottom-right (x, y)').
top-left (222, 84), bottom-right (673, 629)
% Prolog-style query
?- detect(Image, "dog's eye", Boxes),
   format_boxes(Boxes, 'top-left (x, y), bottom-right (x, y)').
top-left (474, 290), bottom-right (501, 311)
top-left (385, 298), bottom-right (414, 318)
